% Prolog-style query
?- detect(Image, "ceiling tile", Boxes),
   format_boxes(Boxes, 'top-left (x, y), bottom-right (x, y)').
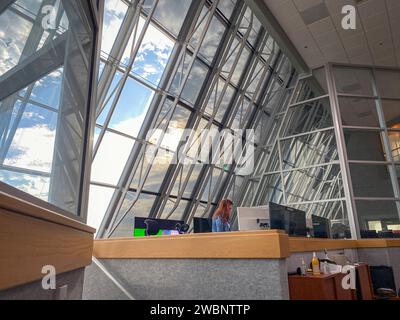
top-left (350, 53), bottom-right (374, 65)
top-left (293, 0), bottom-right (323, 12)
top-left (263, 0), bottom-right (400, 69)
top-left (357, 0), bottom-right (386, 18)
top-left (298, 2), bottom-right (330, 25)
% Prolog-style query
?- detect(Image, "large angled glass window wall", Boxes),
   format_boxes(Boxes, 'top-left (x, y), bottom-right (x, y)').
top-left (0, 0), bottom-right (95, 217)
top-left (88, 0), bottom-right (295, 237)
top-left (241, 63), bottom-right (400, 239)
top-left (238, 68), bottom-right (349, 238)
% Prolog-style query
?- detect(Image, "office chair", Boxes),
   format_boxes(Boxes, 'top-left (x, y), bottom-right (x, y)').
top-left (370, 266), bottom-right (398, 299)
top-left (144, 219), bottom-right (160, 236)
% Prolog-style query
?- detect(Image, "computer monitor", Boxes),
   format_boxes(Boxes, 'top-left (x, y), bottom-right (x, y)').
top-left (269, 202), bottom-right (307, 237)
top-left (268, 202), bottom-right (286, 231)
top-left (360, 229), bottom-right (379, 238)
top-left (237, 206), bottom-right (270, 231)
top-left (134, 217), bottom-right (184, 237)
top-left (286, 208), bottom-right (307, 237)
top-left (378, 230), bottom-right (395, 238)
top-left (193, 217), bottom-right (213, 233)
top-left (312, 215), bottom-right (331, 239)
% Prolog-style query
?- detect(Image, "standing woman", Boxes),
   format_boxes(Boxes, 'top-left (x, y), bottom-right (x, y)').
top-left (212, 199), bottom-right (233, 232)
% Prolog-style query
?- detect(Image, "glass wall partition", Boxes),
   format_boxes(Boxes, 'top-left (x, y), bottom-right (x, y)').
top-left (240, 67), bottom-right (351, 238)
top-left (0, 0), bottom-right (97, 219)
top-left (331, 64), bottom-right (400, 238)
top-left (242, 63), bottom-right (400, 239)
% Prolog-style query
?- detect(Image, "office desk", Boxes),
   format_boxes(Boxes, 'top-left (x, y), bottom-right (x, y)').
top-left (289, 263), bottom-right (374, 300)
top-left (85, 233), bottom-right (400, 300)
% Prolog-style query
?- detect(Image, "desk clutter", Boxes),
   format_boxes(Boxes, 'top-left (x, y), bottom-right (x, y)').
top-left (289, 250), bottom-right (399, 300)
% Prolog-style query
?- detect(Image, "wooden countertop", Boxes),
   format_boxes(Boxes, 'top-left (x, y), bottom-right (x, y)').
top-left (0, 191), bottom-right (95, 291)
top-left (93, 230), bottom-right (290, 259)
top-left (93, 232), bottom-right (400, 259)
top-left (289, 237), bottom-right (400, 253)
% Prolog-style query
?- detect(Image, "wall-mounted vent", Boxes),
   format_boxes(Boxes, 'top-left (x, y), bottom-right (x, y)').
top-left (300, 2), bottom-right (330, 26)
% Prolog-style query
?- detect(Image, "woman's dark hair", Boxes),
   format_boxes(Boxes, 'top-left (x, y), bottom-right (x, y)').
top-left (213, 199), bottom-right (233, 223)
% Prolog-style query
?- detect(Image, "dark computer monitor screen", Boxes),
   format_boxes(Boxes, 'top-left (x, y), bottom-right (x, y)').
top-left (286, 208), bottom-right (307, 237)
top-left (269, 202), bottom-right (286, 231)
top-left (134, 217), bottom-right (184, 237)
top-left (360, 229), bottom-right (379, 238)
top-left (312, 215), bottom-right (331, 238)
top-left (269, 202), bottom-right (307, 237)
top-left (193, 218), bottom-right (213, 233)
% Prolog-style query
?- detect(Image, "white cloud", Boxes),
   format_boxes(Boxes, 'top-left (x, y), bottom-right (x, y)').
top-left (4, 124), bottom-right (56, 173)
top-left (0, 10), bottom-right (32, 76)
top-left (0, 170), bottom-right (50, 201)
top-left (91, 131), bottom-right (134, 185)
top-left (87, 184), bottom-right (115, 233)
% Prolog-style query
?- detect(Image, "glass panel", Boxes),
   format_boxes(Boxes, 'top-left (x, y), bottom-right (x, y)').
top-left (338, 97), bottom-right (380, 127)
top-left (144, 0), bottom-right (192, 37)
top-left (147, 102), bottom-right (191, 151)
top-left (170, 163), bottom-right (203, 198)
top-left (375, 70), bottom-right (400, 99)
top-left (130, 148), bottom-right (173, 193)
top-left (217, 0), bottom-right (236, 21)
top-left (191, 11), bottom-right (226, 64)
top-left (109, 78), bottom-right (154, 138)
top-left (389, 131), bottom-right (400, 162)
top-left (87, 184), bottom-right (115, 232)
top-left (30, 68), bottom-right (63, 109)
top-left (292, 77), bottom-right (315, 103)
top-left (0, 6), bottom-right (33, 76)
top-left (230, 98), bottom-right (254, 129)
top-left (0, 0), bottom-right (94, 215)
top-left (260, 174), bottom-right (283, 204)
top-left (200, 167), bottom-right (222, 202)
top-left (254, 111), bottom-right (272, 145)
top-left (0, 169), bottom-right (49, 201)
top-left (91, 131), bottom-right (134, 185)
top-left (344, 130), bottom-right (387, 161)
top-left (333, 67), bottom-right (375, 96)
top-left (312, 67), bottom-right (328, 95)
top-left (356, 200), bottom-right (400, 238)
top-left (97, 71), bottom-right (123, 126)
top-left (101, 0), bottom-right (128, 55)
top-left (381, 100), bottom-right (400, 128)
top-left (3, 103), bottom-right (57, 173)
top-left (295, 201), bottom-right (350, 239)
top-left (160, 198), bottom-right (189, 220)
top-left (132, 22), bottom-right (174, 85)
top-left (281, 130), bottom-right (338, 170)
top-left (231, 46), bottom-right (250, 86)
top-left (283, 98), bottom-right (332, 136)
top-left (239, 8), bottom-right (261, 47)
top-left (204, 78), bottom-right (235, 123)
top-left (350, 164), bottom-right (395, 198)
top-left (111, 192), bottom-right (157, 237)
top-left (171, 55), bottom-right (208, 105)
top-left (284, 165), bottom-right (343, 203)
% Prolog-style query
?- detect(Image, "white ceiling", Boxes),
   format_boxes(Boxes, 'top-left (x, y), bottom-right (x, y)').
top-left (263, 0), bottom-right (400, 69)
